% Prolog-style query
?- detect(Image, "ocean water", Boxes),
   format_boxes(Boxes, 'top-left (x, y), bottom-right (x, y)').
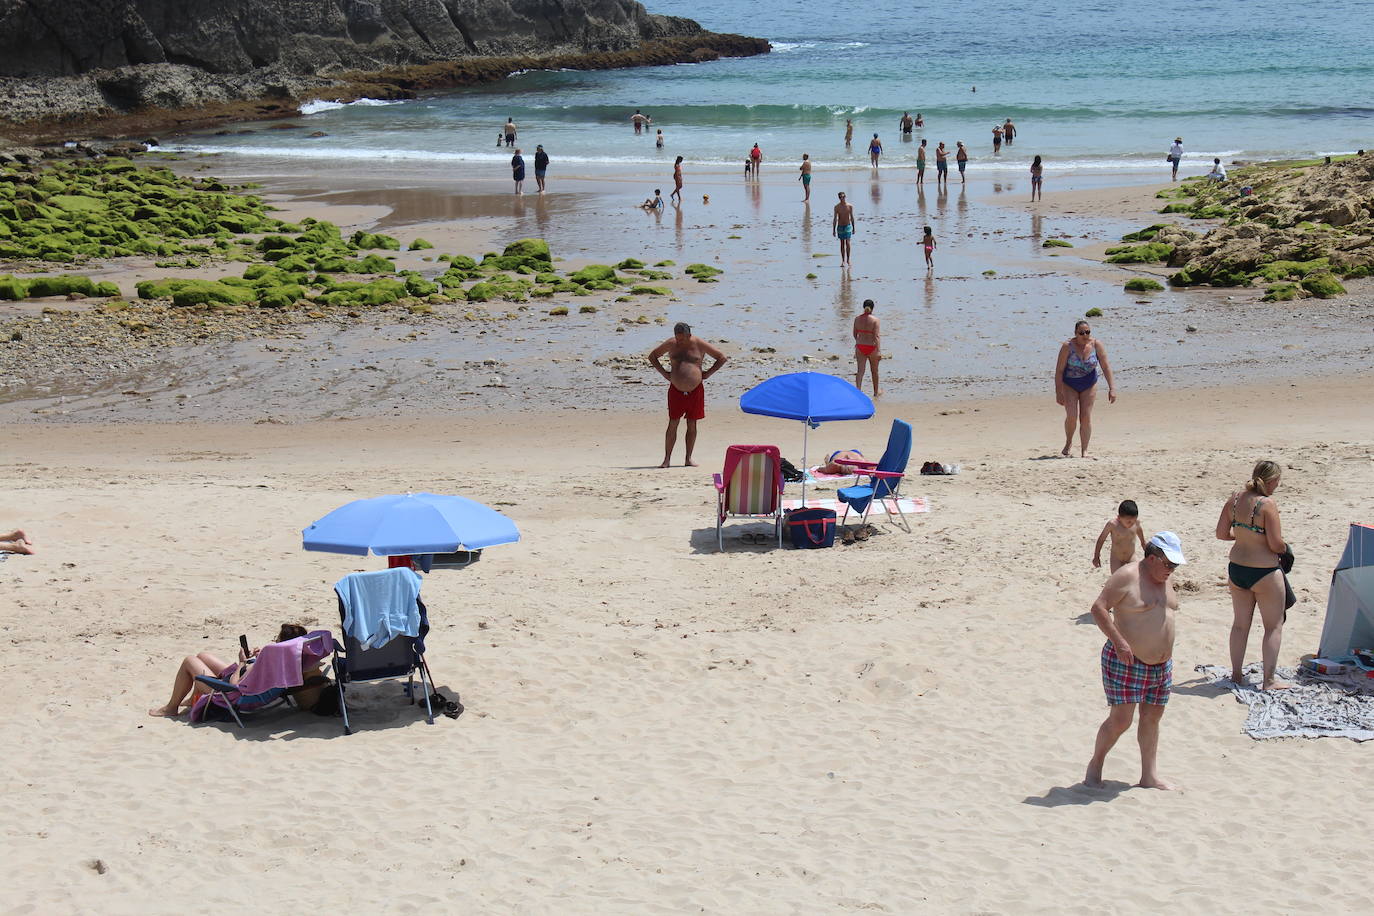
top-left (170, 0), bottom-right (1374, 174)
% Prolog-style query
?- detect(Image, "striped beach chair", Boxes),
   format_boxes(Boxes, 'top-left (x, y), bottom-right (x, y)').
top-left (713, 444), bottom-right (785, 551)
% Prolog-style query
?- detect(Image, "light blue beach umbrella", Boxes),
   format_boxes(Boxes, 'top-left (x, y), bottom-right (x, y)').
top-left (302, 492), bottom-right (520, 557)
top-left (740, 372), bottom-right (875, 505)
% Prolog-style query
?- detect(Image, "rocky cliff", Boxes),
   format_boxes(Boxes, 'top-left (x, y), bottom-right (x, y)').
top-left (0, 0), bottom-right (767, 137)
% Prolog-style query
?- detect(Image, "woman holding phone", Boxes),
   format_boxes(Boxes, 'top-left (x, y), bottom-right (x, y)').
top-left (148, 623), bottom-right (312, 717)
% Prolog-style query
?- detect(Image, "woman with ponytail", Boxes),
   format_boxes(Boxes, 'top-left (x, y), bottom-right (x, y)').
top-left (1215, 460), bottom-right (1292, 690)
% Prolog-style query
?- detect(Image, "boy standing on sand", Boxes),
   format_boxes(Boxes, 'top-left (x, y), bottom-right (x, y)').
top-left (648, 322), bottom-right (728, 468)
top-left (833, 192), bottom-right (856, 268)
top-left (1093, 500), bottom-right (1148, 572)
top-left (1085, 532), bottom-right (1185, 791)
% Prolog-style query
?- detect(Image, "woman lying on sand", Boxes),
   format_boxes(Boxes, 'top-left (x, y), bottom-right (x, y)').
top-left (148, 623), bottom-right (318, 717)
top-left (1, 528), bottom-right (34, 554)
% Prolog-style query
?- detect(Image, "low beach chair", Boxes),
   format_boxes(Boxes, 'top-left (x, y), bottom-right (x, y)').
top-left (713, 444), bottom-right (786, 551)
top-left (837, 419), bottom-right (913, 533)
top-left (191, 629), bottom-right (334, 728)
top-left (332, 568), bottom-right (435, 735)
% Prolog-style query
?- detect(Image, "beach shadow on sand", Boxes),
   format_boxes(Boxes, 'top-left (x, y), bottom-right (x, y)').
top-left (181, 681), bottom-right (464, 741)
top-left (688, 525), bottom-right (783, 554)
top-left (1023, 781), bottom-right (1133, 807)
top-left (1167, 675), bottom-right (1234, 700)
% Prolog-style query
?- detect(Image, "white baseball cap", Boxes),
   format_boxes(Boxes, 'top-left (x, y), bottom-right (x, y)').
top-left (1149, 531), bottom-right (1186, 565)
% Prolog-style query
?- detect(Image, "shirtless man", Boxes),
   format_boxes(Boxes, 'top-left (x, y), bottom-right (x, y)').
top-left (648, 322), bottom-right (728, 468)
top-left (631, 110), bottom-right (648, 134)
top-left (853, 299), bottom-right (881, 396)
top-left (503, 118), bottom-right (517, 147)
top-left (1085, 532), bottom-right (1185, 791)
top-left (844, 119), bottom-right (854, 145)
top-left (899, 111), bottom-right (914, 134)
top-left (799, 153), bottom-right (813, 201)
top-left (832, 191), bottom-right (856, 268)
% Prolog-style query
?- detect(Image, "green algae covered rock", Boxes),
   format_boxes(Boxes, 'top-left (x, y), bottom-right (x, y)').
top-left (629, 285), bottom-right (671, 296)
top-left (316, 278), bottom-right (407, 307)
top-left (1160, 202), bottom-right (1192, 214)
top-left (503, 238), bottom-right (551, 263)
top-left (1262, 282), bottom-right (1302, 302)
top-left (616, 257), bottom-right (646, 270)
top-left (684, 263), bottom-right (723, 281)
top-left (1105, 242), bottom-right (1174, 263)
top-left (356, 253), bottom-right (395, 274)
top-left (548, 305), bottom-right (570, 315)
top-left (582, 279), bottom-right (619, 291)
top-left (0, 275), bottom-right (28, 299)
top-left (255, 285), bottom-right (306, 308)
top-left (465, 282), bottom-right (496, 302)
top-left (24, 275), bottom-right (107, 298)
top-left (408, 238), bottom-right (434, 251)
top-left (1123, 277), bottom-right (1164, 292)
top-left (440, 254), bottom-right (479, 271)
top-left (570, 264), bottom-right (618, 284)
top-left (1249, 258), bottom-right (1329, 282)
top-left (637, 269), bottom-right (672, 280)
top-left (1121, 224), bottom-right (1168, 242)
top-left (1042, 238), bottom-right (1074, 248)
top-left (404, 274), bottom-right (439, 297)
top-left (1301, 271), bottom-right (1346, 298)
top-left (351, 231), bottom-right (401, 251)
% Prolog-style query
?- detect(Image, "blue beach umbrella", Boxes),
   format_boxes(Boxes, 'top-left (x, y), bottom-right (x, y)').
top-left (740, 372), bottom-right (875, 505)
top-left (302, 492), bottom-right (520, 557)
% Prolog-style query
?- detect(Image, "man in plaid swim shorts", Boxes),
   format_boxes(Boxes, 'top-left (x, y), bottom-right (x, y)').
top-left (1085, 532), bottom-right (1186, 791)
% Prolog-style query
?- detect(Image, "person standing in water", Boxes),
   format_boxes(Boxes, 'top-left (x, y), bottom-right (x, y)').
top-left (671, 155), bottom-right (684, 203)
top-left (853, 299), bottom-right (881, 396)
top-left (956, 141), bottom-right (969, 182)
top-left (1003, 118), bottom-right (1016, 145)
top-left (1030, 154), bottom-right (1044, 202)
top-left (503, 118), bottom-right (517, 147)
top-left (833, 191), bottom-right (856, 268)
top-left (845, 119), bottom-right (854, 145)
top-left (868, 133), bottom-right (883, 167)
top-left (916, 138), bottom-right (928, 185)
top-left (992, 124), bottom-right (1003, 152)
top-left (935, 141), bottom-right (950, 187)
top-left (799, 153), bottom-right (813, 201)
top-left (750, 142), bottom-right (763, 173)
top-left (631, 110), bottom-right (648, 134)
top-left (899, 112), bottom-right (914, 134)
top-left (656, 129), bottom-right (664, 148)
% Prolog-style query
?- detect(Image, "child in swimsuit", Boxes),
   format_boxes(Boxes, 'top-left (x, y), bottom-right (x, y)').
top-left (921, 226), bottom-right (937, 270)
top-left (1093, 500), bottom-right (1147, 572)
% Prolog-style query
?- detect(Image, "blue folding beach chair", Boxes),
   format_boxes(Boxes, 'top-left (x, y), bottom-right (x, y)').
top-left (332, 569), bottom-right (435, 735)
top-left (836, 419), bottom-right (914, 533)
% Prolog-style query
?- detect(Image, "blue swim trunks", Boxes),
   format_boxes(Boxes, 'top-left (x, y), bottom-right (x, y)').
top-left (802, 173), bottom-right (812, 185)
top-left (837, 224), bottom-right (853, 240)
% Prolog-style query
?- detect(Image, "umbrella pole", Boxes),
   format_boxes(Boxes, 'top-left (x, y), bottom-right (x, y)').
top-left (801, 421), bottom-right (809, 506)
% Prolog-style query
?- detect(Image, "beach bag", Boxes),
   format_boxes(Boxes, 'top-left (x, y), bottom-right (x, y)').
top-left (788, 508), bottom-right (836, 549)
top-left (780, 458), bottom-right (804, 483)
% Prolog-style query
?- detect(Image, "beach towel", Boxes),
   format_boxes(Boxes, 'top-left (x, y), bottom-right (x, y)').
top-left (335, 567), bottom-right (422, 650)
top-left (783, 496), bottom-right (929, 515)
top-left (1195, 663), bottom-right (1374, 741)
top-left (190, 630), bottom-right (333, 721)
top-left (806, 466), bottom-right (854, 482)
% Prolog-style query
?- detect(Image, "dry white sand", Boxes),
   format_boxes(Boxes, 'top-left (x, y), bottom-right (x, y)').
top-left (3, 373), bottom-right (1372, 913)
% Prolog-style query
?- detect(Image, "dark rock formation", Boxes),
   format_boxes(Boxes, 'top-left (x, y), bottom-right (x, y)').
top-left (0, 0), bottom-right (768, 137)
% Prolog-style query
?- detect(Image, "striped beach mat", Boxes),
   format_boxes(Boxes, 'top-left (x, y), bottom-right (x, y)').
top-left (782, 496), bottom-right (928, 515)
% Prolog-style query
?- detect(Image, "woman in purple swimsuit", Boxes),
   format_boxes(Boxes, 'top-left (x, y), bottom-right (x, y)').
top-left (1054, 319), bottom-right (1116, 457)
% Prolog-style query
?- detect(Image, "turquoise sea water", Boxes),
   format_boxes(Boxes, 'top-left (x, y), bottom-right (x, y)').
top-left (173, 0), bottom-right (1374, 174)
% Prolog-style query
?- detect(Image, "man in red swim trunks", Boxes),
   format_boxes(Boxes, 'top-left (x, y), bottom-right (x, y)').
top-left (647, 322), bottom-right (728, 468)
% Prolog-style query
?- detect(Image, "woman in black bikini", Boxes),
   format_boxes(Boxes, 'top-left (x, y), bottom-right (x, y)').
top-left (1214, 460), bottom-right (1291, 690)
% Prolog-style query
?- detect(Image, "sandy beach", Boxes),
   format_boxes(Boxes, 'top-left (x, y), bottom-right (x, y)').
top-left (3, 150), bottom-right (1374, 913)
top-left (2, 372), bottom-right (1372, 913)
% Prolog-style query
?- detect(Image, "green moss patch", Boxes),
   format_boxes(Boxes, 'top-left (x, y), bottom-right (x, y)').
top-left (1123, 277), bottom-right (1164, 292)
top-left (1261, 282), bottom-right (1302, 302)
top-left (1042, 239), bottom-right (1073, 248)
top-left (684, 263), bottom-right (723, 281)
top-left (1105, 242), bottom-right (1174, 263)
top-left (1301, 271), bottom-right (1346, 298)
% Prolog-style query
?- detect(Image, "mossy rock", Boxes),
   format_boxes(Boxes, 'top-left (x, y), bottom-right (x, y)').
top-left (1105, 242), bottom-right (1173, 264)
top-left (1121, 224), bottom-right (1167, 242)
top-left (170, 281), bottom-right (258, 308)
top-left (351, 231), bottom-right (401, 251)
top-left (25, 275), bottom-right (105, 298)
top-left (583, 279), bottom-right (619, 291)
top-left (503, 238), bottom-right (551, 263)
top-left (408, 238), bottom-right (434, 251)
top-left (1123, 277), bottom-right (1164, 292)
top-left (535, 272), bottom-right (560, 284)
top-left (1261, 282), bottom-right (1302, 302)
top-left (1249, 258), bottom-right (1330, 282)
top-left (684, 263), bottom-right (723, 280)
top-left (1191, 203), bottom-right (1230, 219)
top-left (579, 305), bottom-right (598, 314)
top-left (1341, 264), bottom-right (1371, 280)
top-left (637, 269), bottom-right (672, 280)
top-left (0, 275), bottom-right (28, 299)
top-left (1301, 271), bottom-right (1345, 298)
top-left (548, 306), bottom-right (570, 316)
top-left (256, 285), bottom-right (306, 308)
top-left (570, 264), bottom-right (618, 284)
top-left (1085, 307), bottom-right (1103, 318)
top-left (1169, 265), bottom-right (1200, 287)
top-left (616, 257), bottom-right (646, 270)
top-left (529, 287), bottom-right (555, 298)
top-left (404, 275), bottom-right (439, 297)
top-left (257, 235), bottom-right (296, 253)
top-left (654, 260), bottom-right (675, 267)
top-left (1160, 202), bottom-right (1192, 214)
top-left (443, 255), bottom-right (478, 271)
top-left (1042, 239), bottom-right (1073, 248)
top-left (629, 285), bottom-right (671, 296)
top-left (356, 253), bottom-right (395, 274)
top-left (316, 278), bottom-right (407, 307)
top-left (465, 282), bottom-right (497, 302)
top-left (49, 194), bottom-right (107, 214)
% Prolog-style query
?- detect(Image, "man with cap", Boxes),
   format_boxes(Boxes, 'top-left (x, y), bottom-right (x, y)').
top-left (1168, 137), bottom-right (1184, 181)
top-left (534, 145), bottom-right (549, 193)
top-left (1085, 531), bottom-right (1186, 790)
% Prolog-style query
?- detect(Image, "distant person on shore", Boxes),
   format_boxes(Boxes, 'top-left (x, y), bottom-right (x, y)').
top-left (956, 141), bottom-right (969, 182)
top-left (1207, 157), bottom-right (1227, 182)
top-left (845, 119), bottom-right (854, 145)
top-left (915, 112), bottom-right (924, 128)
top-left (916, 139), bottom-right (928, 185)
top-left (1, 528), bottom-right (34, 554)
top-left (992, 124), bottom-right (1003, 152)
top-left (750, 143), bottom-right (763, 173)
top-left (799, 153), bottom-right (813, 201)
top-left (1168, 137), bottom-right (1183, 181)
top-left (1003, 118), bottom-right (1016, 145)
top-left (935, 142), bottom-right (950, 186)
top-left (656, 129), bottom-right (664, 148)
top-left (510, 148), bottom-right (526, 195)
top-left (641, 189), bottom-right (664, 209)
top-left (1094, 500), bottom-right (1147, 572)
top-left (1215, 459), bottom-right (1293, 691)
top-left (1055, 319), bottom-right (1117, 458)
top-left (503, 118), bottom-right (517, 147)
top-left (868, 134), bottom-right (883, 167)
top-left (1084, 532), bottom-right (1185, 791)
top-left (853, 298), bottom-right (881, 396)
top-left (632, 110), bottom-right (648, 134)
top-left (920, 225), bottom-right (937, 272)
top-left (671, 156), bottom-right (684, 203)
top-left (648, 322), bottom-right (728, 468)
top-left (833, 191), bottom-right (856, 268)
top-left (534, 145), bottom-right (549, 193)
top-left (900, 112), bottom-right (914, 134)
top-left (1030, 154), bottom-right (1044, 201)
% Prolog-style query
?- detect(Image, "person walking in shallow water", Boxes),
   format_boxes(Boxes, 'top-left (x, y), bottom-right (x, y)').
top-left (845, 118), bottom-right (854, 145)
top-left (833, 191), bottom-right (856, 268)
top-left (868, 133), bottom-right (883, 167)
